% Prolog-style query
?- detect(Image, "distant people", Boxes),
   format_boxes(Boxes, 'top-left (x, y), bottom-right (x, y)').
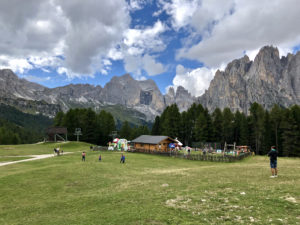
top-left (99, 155), bottom-right (102, 162)
top-left (120, 154), bottom-right (125, 163)
top-left (53, 148), bottom-right (57, 155)
top-left (268, 146), bottom-right (278, 178)
top-left (90, 146), bottom-right (93, 151)
top-left (57, 147), bottom-right (60, 156)
top-left (82, 152), bottom-right (86, 162)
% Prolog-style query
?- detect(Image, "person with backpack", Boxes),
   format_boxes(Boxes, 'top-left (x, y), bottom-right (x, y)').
top-left (268, 146), bottom-right (278, 178)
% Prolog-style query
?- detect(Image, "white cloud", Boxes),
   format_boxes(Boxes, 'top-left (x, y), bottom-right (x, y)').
top-left (124, 20), bottom-right (167, 55)
top-left (0, 0), bottom-right (130, 77)
top-left (122, 20), bottom-right (167, 76)
top-left (124, 54), bottom-right (165, 77)
top-left (128, 0), bottom-right (149, 11)
top-left (23, 75), bottom-right (51, 83)
top-left (158, 0), bottom-right (199, 30)
top-left (108, 48), bottom-right (124, 60)
top-left (177, 0), bottom-right (300, 67)
top-left (171, 65), bottom-right (215, 97)
top-left (142, 54), bottom-right (165, 76)
top-left (0, 56), bottom-right (33, 73)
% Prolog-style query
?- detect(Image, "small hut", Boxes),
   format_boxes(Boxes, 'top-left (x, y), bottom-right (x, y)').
top-left (131, 135), bottom-right (176, 152)
top-left (46, 127), bottom-right (68, 142)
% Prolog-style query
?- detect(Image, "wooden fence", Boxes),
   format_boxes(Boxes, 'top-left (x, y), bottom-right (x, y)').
top-left (130, 149), bottom-right (252, 162)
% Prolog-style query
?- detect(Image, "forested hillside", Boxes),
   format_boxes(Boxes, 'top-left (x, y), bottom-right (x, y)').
top-left (151, 103), bottom-right (300, 157)
top-left (0, 104), bottom-right (53, 144)
top-left (53, 108), bottom-right (150, 145)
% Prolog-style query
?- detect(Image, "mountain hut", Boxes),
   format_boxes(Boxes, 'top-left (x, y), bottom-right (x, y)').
top-left (131, 135), bottom-right (176, 152)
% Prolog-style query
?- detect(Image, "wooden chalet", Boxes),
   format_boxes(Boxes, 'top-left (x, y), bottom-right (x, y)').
top-left (131, 135), bottom-right (176, 152)
top-left (46, 127), bottom-right (68, 142)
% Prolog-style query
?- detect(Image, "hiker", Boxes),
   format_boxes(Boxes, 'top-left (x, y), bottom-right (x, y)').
top-left (268, 146), bottom-right (278, 178)
top-left (82, 152), bottom-right (86, 162)
top-left (120, 154), bottom-right (125, 163)
top-left (99, 154), bottom-right (102, 162)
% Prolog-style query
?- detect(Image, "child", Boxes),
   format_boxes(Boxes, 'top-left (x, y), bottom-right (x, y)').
top-left (99, 154), bottom-right (102, 162)
top-left (82, 152), bottom-right (86, 161)
top-left (120, 154), bottom-right (125, 163)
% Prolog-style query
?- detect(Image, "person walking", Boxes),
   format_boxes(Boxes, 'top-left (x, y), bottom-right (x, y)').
top-left (99, 154), bottom-right (102, 162)
top-left (268, 146), bottom-right (278, 178)
top-left (120, 154), bottom-right (125, 163)
top-left (82, 152), bottom-right (86, 162)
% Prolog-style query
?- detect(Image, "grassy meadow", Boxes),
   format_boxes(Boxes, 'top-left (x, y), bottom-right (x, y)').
top-left (0, 142), bottom-right (299, 224)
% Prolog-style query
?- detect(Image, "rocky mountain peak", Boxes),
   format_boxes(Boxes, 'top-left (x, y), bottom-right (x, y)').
top-left (167, 87), bottom-right (175, 97)
top-left (198, 45), bottom-right (300, 114)
top-left (256, 45), bottom-right (280, 60)
top-left (110, 73), bottom-right (134, 85)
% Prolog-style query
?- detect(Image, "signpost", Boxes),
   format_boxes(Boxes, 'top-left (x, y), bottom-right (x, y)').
top-left (74, 128), bottom-right (82, 142)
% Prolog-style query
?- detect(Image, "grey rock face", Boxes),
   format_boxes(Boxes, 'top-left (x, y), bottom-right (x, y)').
top-left (198, 46), bottom-right (300, 113)
top-left (2, 45), bottom-right (297, 120)
top-left (0, 69), bottom-right (195, 120)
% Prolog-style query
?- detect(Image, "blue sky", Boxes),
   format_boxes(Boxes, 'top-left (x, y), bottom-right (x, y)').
top-left (1, 0), bottom-right (300, 96)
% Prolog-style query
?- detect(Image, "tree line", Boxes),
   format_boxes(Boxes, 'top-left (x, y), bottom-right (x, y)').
top-left (151, 103), bottom-right (300, 157)
top-left (53, 108), bottom-right (150, 146)
top-left (0, 104), bottom-right (53, 144)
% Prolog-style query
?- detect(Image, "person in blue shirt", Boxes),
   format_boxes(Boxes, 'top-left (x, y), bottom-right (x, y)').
top-left (99, 154), bottom-right (102, 162)
top-left (268, 146), bottom-right (278, 178)
top-left (120, 154), bottom-right (125, 163)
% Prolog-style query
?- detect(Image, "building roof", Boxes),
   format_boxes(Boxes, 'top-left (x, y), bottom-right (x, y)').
top-left (46, 127), bottom-right (67, 134)
top-left (132, 135), bottom-right (175, 144)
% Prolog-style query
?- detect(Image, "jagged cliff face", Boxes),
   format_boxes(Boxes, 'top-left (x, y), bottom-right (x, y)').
top-left (165, 86), bottom-right (197, 112)
top-left (0, 70), bottom-right (194, 120)
top-left (1, 45), bottom-right (298, 120)
top-left (198, 46), bottom-right (300, 113)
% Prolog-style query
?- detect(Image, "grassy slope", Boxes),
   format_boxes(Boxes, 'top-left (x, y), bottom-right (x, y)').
top-left (0, 142), bottom-right (91, 156)
top-left (0, 157), bottom-right (31, 162)
top-left (0, 143), bottom-right (299, 225)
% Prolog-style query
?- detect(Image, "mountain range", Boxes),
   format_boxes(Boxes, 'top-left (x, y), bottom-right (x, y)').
top-left (0, 45), bottom-right (299, 123)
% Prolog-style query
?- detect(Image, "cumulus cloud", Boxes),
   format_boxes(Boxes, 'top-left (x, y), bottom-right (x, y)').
top-left (0, 56), bottom-right (33, 74)
top-left (0, 0), bottom-right (130, 78)
top-left (171, 65), bottom-right (215, 97)
top-left (142, 54), bottom-right (165, 76)
top-left (23, 75), bottom-right (51, 83)
top-left (128, 0), bottom-right (149, 11)
top-left (124, 20), bottom-right (167, 55)
top-left (176, 0), bottom-right (300, 67)
top-left (122, 20), bottom-right (167, 76)
top-left (124, 54), bottom-right (165, 77)
top-left (57, 0), bottom-right (130, 74)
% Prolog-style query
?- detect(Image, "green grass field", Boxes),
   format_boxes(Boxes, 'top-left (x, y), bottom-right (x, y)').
top-left (0, 156), bottom-right (32, 162)
top-left (0, 142), bottom-right (299, 224)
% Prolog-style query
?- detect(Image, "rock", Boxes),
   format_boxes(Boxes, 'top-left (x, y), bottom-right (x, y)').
top-left (198, 46), bottom-right (300, 113)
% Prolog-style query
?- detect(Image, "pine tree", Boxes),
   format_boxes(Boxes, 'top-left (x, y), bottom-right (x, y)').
top-left (53, 111), bottom-right (64, 126)
top-left (249, 103), bottom-right (265, 155)
top-left (270, 104), bottom-right (283, 154)
top-left (262, 110), bottom-right (272, 155)
top-left (212, 108), bottom-right (223, 143)
top-left (119, 121), bottom-right (132, 140)
top-left (151, 116), bottom-right (160, 135)
top-left (222, 108), bottom-right (234, 145)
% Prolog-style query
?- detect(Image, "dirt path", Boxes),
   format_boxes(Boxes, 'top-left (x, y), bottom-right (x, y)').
top-left (0, 152), bottom-right (72, 167)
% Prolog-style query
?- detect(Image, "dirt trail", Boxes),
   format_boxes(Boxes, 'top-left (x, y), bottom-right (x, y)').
top-left (0, 152), bottom-right (72, 167)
